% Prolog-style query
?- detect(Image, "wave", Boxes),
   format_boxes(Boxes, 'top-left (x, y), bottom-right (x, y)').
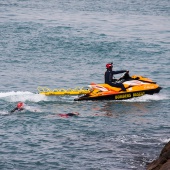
top-left (0, 91), bottom-right (78, 104)
top-left (0, 110), bottom-right (10, 116)
top-left (159, 138), bottom-right (170, 144)
top-left (124, 93), bottom-right (169, 102)
top-left (0, 91), bottom-right (48, 102)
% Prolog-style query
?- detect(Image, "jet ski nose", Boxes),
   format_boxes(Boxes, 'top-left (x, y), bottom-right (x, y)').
top-left (156, 87), bottom-right (162, 93)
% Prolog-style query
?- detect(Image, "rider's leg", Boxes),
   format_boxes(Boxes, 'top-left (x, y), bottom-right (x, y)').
top-left (112, 83), bottom-right (126, 91)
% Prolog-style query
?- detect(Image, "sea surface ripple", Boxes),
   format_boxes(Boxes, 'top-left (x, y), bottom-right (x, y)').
top-left (0, 0), bottom-right (170, 170)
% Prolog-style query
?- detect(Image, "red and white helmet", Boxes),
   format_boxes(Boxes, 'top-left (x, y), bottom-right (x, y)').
top-left (106, 63), bottom-right (113, 69)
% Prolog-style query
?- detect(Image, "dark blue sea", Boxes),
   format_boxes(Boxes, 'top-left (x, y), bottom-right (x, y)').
top-left (0, 0), bottom-right (170, 169)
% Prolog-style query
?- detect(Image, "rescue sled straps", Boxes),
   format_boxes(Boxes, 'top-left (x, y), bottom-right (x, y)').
top-left (37, 86), bottom-right (91, 94)
top-left (37, 86), bottom-right (51, 92)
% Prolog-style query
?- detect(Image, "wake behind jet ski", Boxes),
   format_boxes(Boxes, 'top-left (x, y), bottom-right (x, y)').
top-left (74, 72), bottom-right (162, 101)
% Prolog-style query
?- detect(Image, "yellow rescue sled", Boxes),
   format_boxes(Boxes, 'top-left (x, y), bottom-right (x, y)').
top-left (37, 86), bottom-right (91, 96)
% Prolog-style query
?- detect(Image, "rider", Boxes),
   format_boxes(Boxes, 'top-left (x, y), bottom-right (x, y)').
top-left (105, 62), bottom-right (128, 91)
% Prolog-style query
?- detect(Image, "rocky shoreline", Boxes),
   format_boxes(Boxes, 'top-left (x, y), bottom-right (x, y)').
top-left (146, 141), bottom-right (170, 170)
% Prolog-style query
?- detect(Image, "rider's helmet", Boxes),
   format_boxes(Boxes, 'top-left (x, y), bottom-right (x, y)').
top-left (106, 62), bottom-right (113, 69)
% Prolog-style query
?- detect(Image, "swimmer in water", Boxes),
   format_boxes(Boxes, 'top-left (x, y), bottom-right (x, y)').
top-left (58, 112), bottom-right (79, 118)
top-left (10, 102), bottom-right (24, 113)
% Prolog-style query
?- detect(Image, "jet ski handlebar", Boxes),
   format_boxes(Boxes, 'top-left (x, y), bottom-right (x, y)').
top-left (117, 71), bottom-right (131, 82)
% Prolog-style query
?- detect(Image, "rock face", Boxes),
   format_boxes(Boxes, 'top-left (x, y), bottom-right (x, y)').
top-left (146, 141), bottom-right (170, 170)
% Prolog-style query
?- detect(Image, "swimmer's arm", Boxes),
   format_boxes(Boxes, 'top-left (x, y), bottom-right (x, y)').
top-left (10, 107), bottom-right (18, 113)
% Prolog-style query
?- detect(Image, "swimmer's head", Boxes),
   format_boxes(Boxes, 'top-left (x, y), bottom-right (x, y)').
top-left (17, 102), bottom-right (24, 109)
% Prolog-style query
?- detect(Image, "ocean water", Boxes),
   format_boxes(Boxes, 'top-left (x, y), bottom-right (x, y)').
top-left (0, 0), bottom-right (170, 169)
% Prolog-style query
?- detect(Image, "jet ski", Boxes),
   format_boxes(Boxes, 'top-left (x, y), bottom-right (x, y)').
top-left (74, 72), bottom-right (162, 101)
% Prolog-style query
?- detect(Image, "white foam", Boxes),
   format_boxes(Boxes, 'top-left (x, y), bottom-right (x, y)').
top-left (0, 91), bottom-right (48, 102)
top-left (124, 94), bottom-right (168, 102)
top-left (159, 138), bottom-right (170, 143)
top-left (0, 111), bottom-right (10, 115)
top-left (24, 105), bottom-right (42, 112)
top-left (0, 91), bottom-right (32, 98)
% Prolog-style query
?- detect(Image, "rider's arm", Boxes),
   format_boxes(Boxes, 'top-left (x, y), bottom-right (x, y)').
top-left (112, 70), bottom-right (127, 74)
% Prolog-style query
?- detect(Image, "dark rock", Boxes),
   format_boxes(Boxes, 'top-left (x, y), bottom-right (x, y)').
top-left (146, 141), bottom-right (170, 170)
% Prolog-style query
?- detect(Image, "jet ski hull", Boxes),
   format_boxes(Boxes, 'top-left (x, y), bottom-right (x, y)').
top-left (74, 87), bottom-right (162, 101)
top-left (74, 73), bottom-right (162, 101)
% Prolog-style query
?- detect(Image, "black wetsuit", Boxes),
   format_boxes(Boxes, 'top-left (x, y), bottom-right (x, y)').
top-left (67, 113), bottom-right (77, 116)
top-left (10, 107), bottom-right (24, 113)
top-left (105, 69), bottom-right (127, 91)
top-left (58, 113), bottom-right (78, 117)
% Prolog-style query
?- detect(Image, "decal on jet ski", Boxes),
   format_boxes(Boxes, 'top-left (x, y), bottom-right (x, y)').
top-left (133, 92), bottom-right (145, 97)
top-left (115, 94), bottom-right (131, 99)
